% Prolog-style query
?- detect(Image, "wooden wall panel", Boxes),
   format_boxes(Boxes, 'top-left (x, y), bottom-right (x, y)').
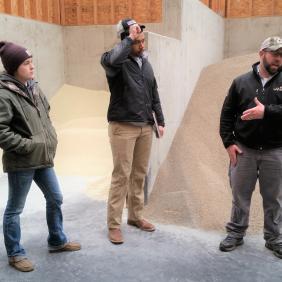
top-left (150, 0), bottom-right (162, 22)
top-left (1, 0), bottom-right (282, 24)
top-left (210, 0), bottom-right (226, 16)
top-left (61, 0), bottom-right (79, 25)
top-left (29, 0), bottom-right (37, 20)
top-left (218, 0), bottom-right (226, 16)
top-left (227, 0), bottom-right (252, 18)
top-left (59, 0), bottom-right (162, 26)
top-left (80, 0), bottom-right (95, 25)
top-left (96, 0), bottom-right (114, 25)
top-left (48, 0), bottom-right (60, 24)
top-left (201, 0), bottom-right (226, 17)
top-left (36, 0), bottom-right (44, 21)
top-left (18, 0), bottom-right (25, 17)
top-left (210, 0), bottom-right (219, 12)
top-left (113, 0), bottom-right (131, 23)
top-left (3, 0), bottom-right (12, 14)
top-left (0, 0), bottom-right (4, 13)
top-left (252, 0), bottom-right (273, 16)
top-left (23, 0), bottom-right (31, 18)
top-left (0, 0), bottom-right (61, 23)
top-left (10, 0), bottom-right (18, 15)
top-left (274, 0), bottom-right (282, 16)
top-left (132, 0), bottom-right (151, 22)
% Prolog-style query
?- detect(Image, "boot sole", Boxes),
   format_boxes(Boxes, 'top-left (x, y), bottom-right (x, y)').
top-left (49, 247), bottom-right (81, 253)
top-left (219, 240), bottom-right (244, 252)
top-left (265, 243), bottom-right (282, 259)
top-left (9, 262), bottom-right (34, 272)
top-left (109, 239), bottom-right (124, 245)
top-left (127, 221), bottom-right (155, 232)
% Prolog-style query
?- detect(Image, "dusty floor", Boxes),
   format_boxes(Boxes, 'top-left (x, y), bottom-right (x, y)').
top-left (0, 175), bottom-right (282, 282)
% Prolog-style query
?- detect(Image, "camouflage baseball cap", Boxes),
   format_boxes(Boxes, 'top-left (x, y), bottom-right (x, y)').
top-left (260, 36), bottom-right (282, 51)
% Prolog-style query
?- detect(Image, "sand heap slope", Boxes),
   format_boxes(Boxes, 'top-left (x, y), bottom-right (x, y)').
top-left (145, 53), bottom-right (265, 233)
top-left (50, 84), bottom-right (112, 200)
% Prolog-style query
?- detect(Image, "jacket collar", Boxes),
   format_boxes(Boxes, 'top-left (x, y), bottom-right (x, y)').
top-left (252, 61), bottom-right (281, 85)
top-left (0, 72), bottom-right (38, 101)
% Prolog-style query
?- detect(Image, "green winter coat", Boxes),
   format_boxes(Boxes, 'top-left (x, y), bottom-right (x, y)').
top-left (0, 73), bottom-right (57, 172)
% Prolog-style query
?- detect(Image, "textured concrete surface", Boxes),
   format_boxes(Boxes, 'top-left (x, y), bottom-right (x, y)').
top-left (0, 175), bottom-right (282, 282)
top-left (225, 16), bottom-right (282, 58)
top-left (0, 14), bottom-right (64, 98)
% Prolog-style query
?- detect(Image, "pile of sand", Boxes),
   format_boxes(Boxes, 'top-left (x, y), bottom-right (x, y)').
top-left (145, 53), bottom-right (264, 233)
top-left (50, 84), bottom-right (112, 201)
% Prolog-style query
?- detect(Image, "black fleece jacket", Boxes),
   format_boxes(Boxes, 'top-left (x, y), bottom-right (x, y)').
top-left (101, 37), bottom-right (165, 126)
top-left (220, 62), bottom-right (282, 150)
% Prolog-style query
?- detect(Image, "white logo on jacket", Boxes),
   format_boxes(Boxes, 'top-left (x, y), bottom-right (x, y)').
top-left (273, 86), bottom-right (282, 91)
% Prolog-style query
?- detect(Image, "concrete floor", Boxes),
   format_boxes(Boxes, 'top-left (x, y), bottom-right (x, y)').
top-left (0, 175), bottom-right (282, 282)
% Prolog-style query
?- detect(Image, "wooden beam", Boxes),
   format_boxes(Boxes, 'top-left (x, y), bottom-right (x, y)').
top-left (113, 0), bottom-right (130, 23)
top-left (93, 0), bottom-right (97, 24)
top-left (0, 0), bottom-right (5, 13)
top-left (47, 0), bottom-right (60, 24)
top-left (150, 0), bottom-right (162, 22)
top-left (80, 0), bottom-right (95, 25)
top-left (252, 0), bottom-right (273, 17)
top-left (18, 0), bottom-right (25, 17)
top-left (227, 0), bottom-right (252, 18)
top-left (274, 0), bottom-right (282, 16)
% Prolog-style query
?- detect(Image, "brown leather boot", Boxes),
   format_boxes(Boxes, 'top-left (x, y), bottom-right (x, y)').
top-left (108, 228), bottom-right (124, 244)
top-left (9, 257), bottom-right (34, 272)
top-left (127, 219), bottom-right (156, 232)
top-left (49, 241), bottom-right (81, 253)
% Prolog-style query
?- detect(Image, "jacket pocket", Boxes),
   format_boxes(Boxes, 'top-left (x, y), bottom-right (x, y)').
top-left (27, 132), bottom-right (48, 165)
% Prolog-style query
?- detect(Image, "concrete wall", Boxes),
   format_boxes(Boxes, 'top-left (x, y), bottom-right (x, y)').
top-left (0, 14), bottom-right (64, 98)
top-left (63, 25), bottom-right (114, 91)
top-left (63, 0), bottom-right (182, 91)
top-left (146, 0), bottom-right (225, 192)
top-left (225, 16), bottom-right (282, 58)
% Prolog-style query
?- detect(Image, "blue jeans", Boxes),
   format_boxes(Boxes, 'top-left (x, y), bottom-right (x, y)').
top-left (3, 167), bottom-right (67, 257)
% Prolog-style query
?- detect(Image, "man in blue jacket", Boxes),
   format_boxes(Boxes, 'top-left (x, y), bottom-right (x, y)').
top-left (219, 36), bottom-right (282, 258)
top-left (101, 18), bottom-right (165, 244)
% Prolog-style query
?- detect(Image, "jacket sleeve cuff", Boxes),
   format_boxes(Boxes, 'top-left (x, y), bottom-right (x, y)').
top-left (223, 140), bottom-right (235, 149)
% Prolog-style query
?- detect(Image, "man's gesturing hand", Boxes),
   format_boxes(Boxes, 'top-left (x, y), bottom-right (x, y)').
top-left (241, 97), bottom-right (265, 121)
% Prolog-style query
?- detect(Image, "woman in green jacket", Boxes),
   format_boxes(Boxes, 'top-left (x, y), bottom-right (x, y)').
top-left (0, 41), bottom-right (81, 272)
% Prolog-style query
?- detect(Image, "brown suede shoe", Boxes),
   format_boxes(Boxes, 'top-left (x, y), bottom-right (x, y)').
top-left (9, 257), bottom-right (34, 272)
top-left (108, 228), bottom-right (124, 244)
top-left (49, 241), bottom-right (81, 253)
top-left (127, 219), bottom-right (156, 232)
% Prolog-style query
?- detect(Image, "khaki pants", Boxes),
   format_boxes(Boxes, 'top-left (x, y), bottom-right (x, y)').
top-left (107, 122), bottom-right (153, 229)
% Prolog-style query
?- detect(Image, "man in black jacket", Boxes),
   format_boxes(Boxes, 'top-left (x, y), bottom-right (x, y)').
top-left (0, 41), bottom-right (81, 272)
top-left (101, 18), bottom-right (165, 244)
top-left (219, 36), bottom-right (282, 258)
